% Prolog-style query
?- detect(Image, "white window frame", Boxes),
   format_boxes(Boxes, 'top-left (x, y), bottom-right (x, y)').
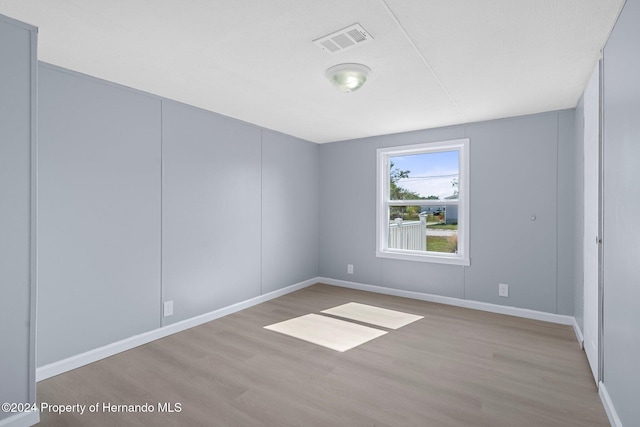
top-left (376, 138), bottom-right (470, 266)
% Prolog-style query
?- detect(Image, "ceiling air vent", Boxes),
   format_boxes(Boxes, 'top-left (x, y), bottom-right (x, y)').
top-left (313, 23), bottom-right (373, 54)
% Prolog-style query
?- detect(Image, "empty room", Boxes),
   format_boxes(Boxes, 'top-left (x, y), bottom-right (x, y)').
top-left (1, 1), bottom-right (639, 426)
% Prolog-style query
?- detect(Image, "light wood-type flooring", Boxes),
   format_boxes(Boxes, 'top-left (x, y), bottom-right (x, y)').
top-left (36, 283), bottom-right (609, 426)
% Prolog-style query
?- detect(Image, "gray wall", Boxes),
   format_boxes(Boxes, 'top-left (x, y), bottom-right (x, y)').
top-left (161, 100), bottom-right (261, 324)
top-left (557, 110), bottom-right (578, 316)
top-left (38, 64), bottom-right (162, 365)
top-left (261, 130), bottom-right (319, 294)
top-left (319, 111), bottom-right (576, 315)
top-left (601, 0), bottom-right (640, 424)
top-left (37, 64), bottom-right (319, 365)
top-left (0, 14), bottom-right (37, 424)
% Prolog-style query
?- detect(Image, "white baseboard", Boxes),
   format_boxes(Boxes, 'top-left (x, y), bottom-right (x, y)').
top-left (318, 277), bottom-right (575, 326)
top-left (36, 278), bottom-right (317, 381)
top-left (37, 276), bottom-right (581, 382)
top-left (599, 382), bottom-right (623, 427)
top-left (0, 410), bottom-right (39, 427)
top-left (572, 318), bottom-right (584, 349)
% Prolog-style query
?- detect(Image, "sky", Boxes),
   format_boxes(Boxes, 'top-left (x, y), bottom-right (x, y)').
top-left (391, 150), bottom-right (459, 200)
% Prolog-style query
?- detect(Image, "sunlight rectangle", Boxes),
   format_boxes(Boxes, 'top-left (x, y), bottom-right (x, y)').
top-left (264, 314), bottom-right (387, 352)
top-left (322, 302), bottom-right (423, 329)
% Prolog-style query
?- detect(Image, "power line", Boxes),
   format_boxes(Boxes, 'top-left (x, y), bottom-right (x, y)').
top-left (400, 173), bottom-right (458, 181)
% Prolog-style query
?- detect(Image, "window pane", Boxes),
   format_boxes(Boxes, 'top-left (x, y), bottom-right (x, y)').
top-left (388, 206), bottom-right (458, 254)
top-left (378, 139), bottom-right (469, 264)
top-left (389, 151), bottom-right (459, 201)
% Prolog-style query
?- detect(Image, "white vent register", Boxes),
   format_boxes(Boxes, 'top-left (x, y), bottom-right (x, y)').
top-left (313, 23), bottom-right (373, 53)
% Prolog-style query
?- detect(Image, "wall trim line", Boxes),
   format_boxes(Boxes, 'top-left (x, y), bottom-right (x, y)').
top-left (36, 278), bottom-right (317, 381)
top-left (572, 317), bottom-right (585, 349)
top-left (0, 410), bottom-right (40, 427)
top-left (599, 382), bottom-right (623, 427)
top-left (37, 276), bottom-right (582, 382)
top-left (319, 277), bottom-right (576, 326)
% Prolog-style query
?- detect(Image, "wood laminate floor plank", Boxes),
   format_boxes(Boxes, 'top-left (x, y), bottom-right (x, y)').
top-left (36, 283), bottom-right (609, 426)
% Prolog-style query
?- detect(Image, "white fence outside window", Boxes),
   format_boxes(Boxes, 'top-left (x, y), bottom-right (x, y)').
top-left (388, 218), bottom-right (426, 251)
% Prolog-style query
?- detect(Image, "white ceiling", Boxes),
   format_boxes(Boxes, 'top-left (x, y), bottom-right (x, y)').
top-left (0, 0), bottom-right (624, 143)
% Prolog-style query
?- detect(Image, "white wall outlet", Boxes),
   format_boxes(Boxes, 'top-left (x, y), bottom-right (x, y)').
top-left (163, 300), bottom-right (174, 317)
top-left (498, 283), bottom-right (509, 298)
top-left (347, 264), bottom-right (354, 274)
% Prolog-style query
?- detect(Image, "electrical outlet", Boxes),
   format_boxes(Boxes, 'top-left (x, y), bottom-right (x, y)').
top-left (163, 300), bottom-right (174, 317)
top-left (347, 264), bottom-right (354, 274)
top-left (498, 283), bottom-right (509, 298)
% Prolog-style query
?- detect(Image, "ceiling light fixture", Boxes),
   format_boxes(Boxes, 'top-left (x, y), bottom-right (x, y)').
top-left (325, 63), bottom-right (371, 93)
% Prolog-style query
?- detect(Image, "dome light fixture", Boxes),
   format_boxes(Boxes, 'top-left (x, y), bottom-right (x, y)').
top-left (325, 63), bottom-right (371, 93)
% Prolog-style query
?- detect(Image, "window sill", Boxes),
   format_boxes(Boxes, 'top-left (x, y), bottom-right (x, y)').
top-left (376, 250), bottom-right (470, 266)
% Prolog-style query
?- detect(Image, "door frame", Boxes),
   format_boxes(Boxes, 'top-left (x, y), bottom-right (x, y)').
top-left (597, 58), bottom-right (605, 385)
top-left (583, 60), bottom-right (603, 385)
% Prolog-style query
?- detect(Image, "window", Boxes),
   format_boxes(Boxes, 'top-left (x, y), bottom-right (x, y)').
top-left (376, 139), bottom-right (469, 265)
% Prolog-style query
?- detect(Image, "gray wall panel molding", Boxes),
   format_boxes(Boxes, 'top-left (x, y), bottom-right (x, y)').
top-left (39, 61), bottom-right (161, 100)
top-left (601, 0), bottom-right (640, 424)
top-left (36, 62), bottom-right (321, 369)
top-left (37, 62), bottom-right (278, 140)
top-left (0, 13), bottom-right (38, 425)
top-left (0, 12), bottom-right (37, 31)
